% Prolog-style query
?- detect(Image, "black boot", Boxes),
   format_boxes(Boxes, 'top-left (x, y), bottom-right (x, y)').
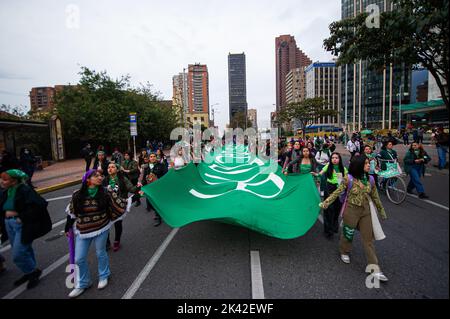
top-left (26, 269), bottom-right (42, 289)
top-left (14, 274), bottom-right (30, 286)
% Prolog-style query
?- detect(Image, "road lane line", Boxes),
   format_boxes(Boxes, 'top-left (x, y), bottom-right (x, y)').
top-left (407, 194), bottom-right (449, 211)
top-left (2, 254), bottom-right (69, 299)
top-left (122, 227), bottom-right (180, 299)
top-left (250, 250), bottom-right (265, 299)
top-left (46, 195), bottom-right (72, 202)
top-left (0, 218), bottom-right (67, 254)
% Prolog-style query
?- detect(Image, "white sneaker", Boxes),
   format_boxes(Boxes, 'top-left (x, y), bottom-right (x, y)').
top-left (98, 278), bottom-right (108, 290)
top-left (340, 254), bottom-right (351, 264)
top-left (373, 272), bottom-right (389, 282)
top-left (68, 288), bottom-right (85, 298)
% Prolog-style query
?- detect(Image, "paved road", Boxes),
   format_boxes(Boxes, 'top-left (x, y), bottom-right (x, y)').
top-left (0, 169), bottom-right (448, 299)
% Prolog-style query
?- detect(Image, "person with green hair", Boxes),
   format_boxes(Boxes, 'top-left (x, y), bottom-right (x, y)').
top-left (0, 169), bottom-right (52, 289)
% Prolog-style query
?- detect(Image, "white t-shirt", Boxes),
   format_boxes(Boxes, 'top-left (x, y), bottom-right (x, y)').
top-left (173, 156), bottom-right (185, 170)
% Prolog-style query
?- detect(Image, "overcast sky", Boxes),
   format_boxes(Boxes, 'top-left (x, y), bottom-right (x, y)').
top-left (0, 0), bottom-right (340, 130)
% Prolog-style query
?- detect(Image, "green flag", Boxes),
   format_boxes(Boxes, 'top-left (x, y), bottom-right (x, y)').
top-left (142, 145), bottom-right (320, 239)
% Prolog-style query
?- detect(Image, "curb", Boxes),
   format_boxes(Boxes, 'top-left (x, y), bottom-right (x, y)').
top-left (36, 180), bottom-right (81, 195)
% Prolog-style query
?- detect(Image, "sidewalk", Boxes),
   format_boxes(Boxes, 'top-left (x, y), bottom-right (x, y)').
top-left (33, 150), bottom-right (173, 194)
top-left (33, 159), bottom-right (86, 192)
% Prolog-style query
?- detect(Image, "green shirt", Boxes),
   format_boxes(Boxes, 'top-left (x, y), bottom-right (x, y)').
top-left (299, 164), bottom-right (312, 175)
top-left (3, 185), bottom-right (19, 211)
top-left (320, 164), bottom-right (348, 185)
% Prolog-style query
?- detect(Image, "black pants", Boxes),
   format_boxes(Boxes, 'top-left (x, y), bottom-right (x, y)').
top-left (107, 221), bottom-right (123, 246)
top-left (146, 199), bottom-right (161, 219)
top-left (323, 183), bottom-right (342, 235)
top-left (85, 158), bottom-right (92, 172)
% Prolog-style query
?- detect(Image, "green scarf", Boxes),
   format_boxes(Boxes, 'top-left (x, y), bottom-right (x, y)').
top-left (414, 150), bottom-right (420, 157)
top-left (333, 164), bottom-right (340, 173)
top-left (360, 175), bottom-right (368, 186)
top-left (87, 186), bottom-right (99, 198)
top-left (109, 175), bottom-right (118, 188)
top-left (3, 185), bottom-right (19, 211)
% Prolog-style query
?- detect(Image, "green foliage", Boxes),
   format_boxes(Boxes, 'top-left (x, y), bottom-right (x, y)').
top-left (276, 98), bottom-right (338, 138)
top-left (228, 111), bottom-right (253, 129)
top-left (323, 0), bottom-right (449, 109)
top-left (54, 67), bottom-right (178, 155)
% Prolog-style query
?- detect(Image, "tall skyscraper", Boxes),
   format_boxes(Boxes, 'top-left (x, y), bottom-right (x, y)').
top-left (228, 53), bottom-right (248, 123)
top-left (275, 35), bottom-right (312, 111)
top-left (172, 71), bottom-right (189, 126)
top-left (305, 62), bottom-right (340, 127)
top-left (187, 63), bottom-right (210, 128)
top-left (285, 67), bottom-right (306, 105)
top-left (340, 0), bottom-right (410, 130)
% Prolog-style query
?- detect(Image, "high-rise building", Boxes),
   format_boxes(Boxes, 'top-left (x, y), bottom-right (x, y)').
top-left (187, 63), bottom-right (210, 128)
top-left (275, 35), bottom-right (312, 111)
top-left (228, 53), bottom-right (248, 123)
top-left (30, 85), bottom-right (76, 113)
top-left (172, 71), bottom-right (189, 126)
top-left (340, 0), bottom-right (410, 131)
top-left (29, 87), bottom-right (56, 113)
top-left (247, 109), bottom-right (258, 130)
top-left (285, 67), bottom-right (306, 105)
top-left (305, 62), bottom-right (340, 127)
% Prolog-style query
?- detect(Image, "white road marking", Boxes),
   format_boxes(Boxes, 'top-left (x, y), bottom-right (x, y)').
top-left (122, 228), bottom-right (180, 299)
top-left (407, 194), bottom-right (449, 211)
top-left (0, 218), bottom-right (67, 254)
top-left (250, 250), bottom-right (265, 299)
top-left (46, 195), bottom-right (72, 202)
top-left (2, 254), bottom-right (69, 299)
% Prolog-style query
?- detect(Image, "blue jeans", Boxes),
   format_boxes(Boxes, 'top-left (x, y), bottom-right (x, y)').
top-left (408, 165), bottom-right (425, 194)
top-left (4, 217), bottom-right (37, 274)
top-left (75, 230), bottom-right (110, 289)
top-left (437, 146), bottom-right (448, 169)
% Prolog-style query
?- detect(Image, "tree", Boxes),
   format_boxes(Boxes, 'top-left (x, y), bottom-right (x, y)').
top-left (53, 66), bottom-right (178, 157)
top-left (276, 98), bottom-right (338, 139)
top-left (228, 111), bottom-right (253, 129)
top-left (323, 0), bottom-right (449, 110)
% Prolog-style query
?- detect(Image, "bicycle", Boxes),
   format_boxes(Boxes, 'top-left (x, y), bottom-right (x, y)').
top-left (375, 159), bottom-right (407, 205)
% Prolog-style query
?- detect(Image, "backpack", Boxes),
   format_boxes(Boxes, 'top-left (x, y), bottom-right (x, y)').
top-left (339, 174), bottom-right (375, 217)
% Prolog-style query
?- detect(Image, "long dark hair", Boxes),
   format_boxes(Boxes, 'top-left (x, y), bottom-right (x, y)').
top-left (409, 143), bottom-right (425, 158)
top-left (72, 176), bottom-right (108, 215)
top-left (300, 147), bottom-right (317, 172)
top-left (348, 155), bottom-right (368, 180)
top-left (326, 152), bottom-right (345, 179)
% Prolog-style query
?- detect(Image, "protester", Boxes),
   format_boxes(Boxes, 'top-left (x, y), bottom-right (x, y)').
top-left (404, 142), bottom-right (431, 199)
top-left (111, 148), bottom-right (124, 166)
top-left (319, 155), bottom-right (389, 282)
top-left (81, 143), bottom-right (94, 172)
top-left (434, 127), bottom-right (449, 170)
top-left (0, 169), bottom-right (52, 289)
top-left (283, 141), bottom-right (302, 174)
top-left (170, 148), bottom-right (188, 170)
top-left (418, 127), bottom-right (425, 144)
top-left (103, 163), bottom-right (137, 251)
top-left (138, 153), bottom-right (167, 226)
top-left (65, 169), bottom-right (128, 298)
top-left (121, 151), bottom-right (141, 207)
top-left (378, 141), bottom-right (398, 171)
top-left (138, 148), bottom-right (148, 167)
top-left (19, 148), bottom-right (37, 187)
top-left (346, 137), bottom-right (359, 160)
top-left (363, 145), bottom-right (378, 187)
top-left (283, 147), bottom-right (318, 176)
top-left (402, 131), bottom-right (409, 146)
top-left (93, 151), bottom-right (110, 177)
top-left (317, 152), bottom-right (347, 239)
top-left (306, 141), bottom-right (317, 157)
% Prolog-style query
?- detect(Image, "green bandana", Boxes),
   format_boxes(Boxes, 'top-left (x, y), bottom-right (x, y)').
top-left (333, 164), bottom-right (340, 173)
top-left (360, 175), bottom-right (368, 186)
top-left (87, 186), bottom-right (99, 198)
top-left (109, 176), bottom-right (119, 188)
top-left (5, 169), bottom-right (28, 184)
